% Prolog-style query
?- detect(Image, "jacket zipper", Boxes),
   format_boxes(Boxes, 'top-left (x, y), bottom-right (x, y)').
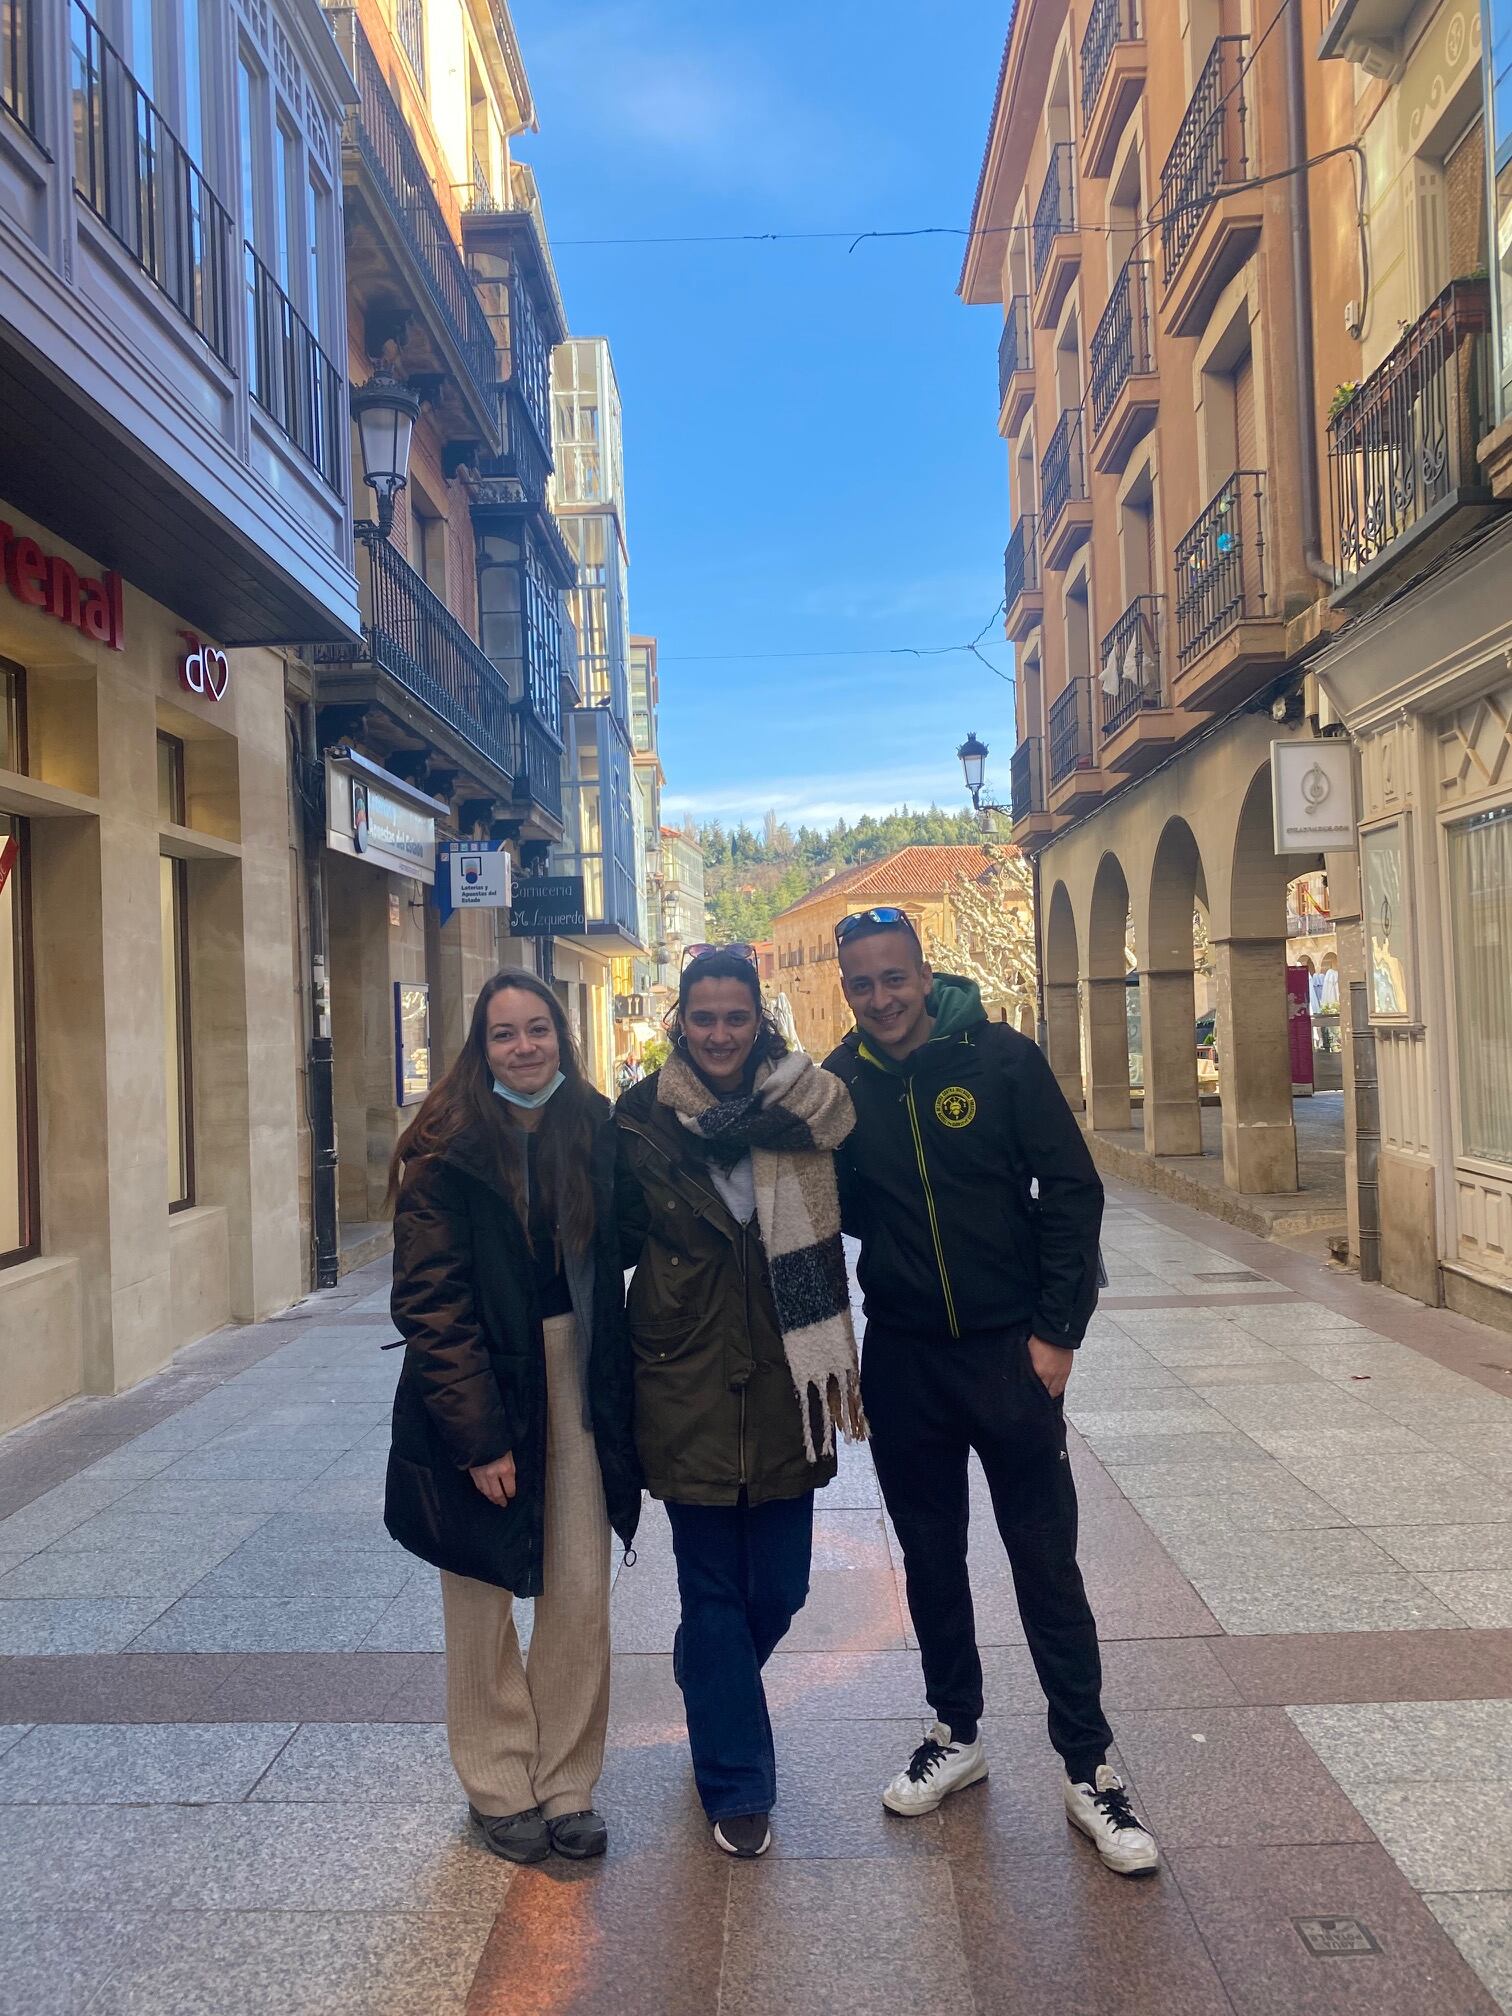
top-left (904, 1080), bottom-right (960, 1338)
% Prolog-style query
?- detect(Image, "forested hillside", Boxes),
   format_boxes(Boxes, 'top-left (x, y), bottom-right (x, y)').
top-left (695, 806), bottom-right (984, 943)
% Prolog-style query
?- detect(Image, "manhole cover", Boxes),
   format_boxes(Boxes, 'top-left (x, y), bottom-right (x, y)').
top-left (1292, 1917), bottom-right (1381, 1958)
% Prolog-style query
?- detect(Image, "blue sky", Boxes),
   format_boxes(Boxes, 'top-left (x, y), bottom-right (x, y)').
top-left (510, 0), bottom-right (1014, 829)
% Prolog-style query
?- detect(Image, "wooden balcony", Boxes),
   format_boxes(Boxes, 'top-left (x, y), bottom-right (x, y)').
top-left (997, 295), bottom-right (1035, 436)
top-left (1158, 37), bottom-right (1261, 337)
top-left (1047, 678), bottom-right (1107, 814)
top-left (1004, 516), bottom-right (1044, 641)
top-left (1080, 0), bottom-right (1146, 179)
top-left (1010, 736), bottom-right (1055, 849)
top-left (1329, 279), bottom-right (1504, 608)
top-left (1097, 595), bottom-right (1188, 774)
top-left (1089, 259), bottom-right (1157, 474)
top-left (1171, 471), bottom-right (1288, 710)
top-left (1032, 143), bottom-right (1079, 327)
top-left (1040, 411), bottom-right (1093, 571)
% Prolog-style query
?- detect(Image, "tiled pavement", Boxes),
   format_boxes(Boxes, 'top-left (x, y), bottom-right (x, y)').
top-left (1, 1184), bottom-right (1510, 2014)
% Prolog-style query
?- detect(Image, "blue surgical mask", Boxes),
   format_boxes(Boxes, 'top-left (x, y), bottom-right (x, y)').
top-left (493, 1071), bottom-right (565, 1111)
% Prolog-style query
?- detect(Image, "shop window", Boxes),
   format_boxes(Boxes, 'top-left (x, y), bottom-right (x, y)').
top-left (157, 734), bottom-right (193, 1207)
top-left (1, 661), bottom-right (23, 773)
top-left (0, 810), bottom-right (37, 1265)
top-left (1448, 803), bottom-right (1512, 1166)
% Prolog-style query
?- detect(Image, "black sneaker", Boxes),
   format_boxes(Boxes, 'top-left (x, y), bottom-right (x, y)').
top-left (548, 1809), bottom-right (608, 1859)
top-left (713, 1813), bottom-right (772, 1858)
top-left (468, 1804), bottom-right (551, 1864)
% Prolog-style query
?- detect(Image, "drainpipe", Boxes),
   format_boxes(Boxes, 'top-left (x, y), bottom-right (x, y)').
top-left (1285, 0), bottom-right (1336, 589)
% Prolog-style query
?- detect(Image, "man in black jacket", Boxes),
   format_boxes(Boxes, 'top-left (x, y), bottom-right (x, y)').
top-left (824, 909), bottom-right (1158, 1875)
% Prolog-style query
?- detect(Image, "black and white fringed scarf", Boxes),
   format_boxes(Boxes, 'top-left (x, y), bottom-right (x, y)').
top-left (657, 1048), bottom-right (868, 1461)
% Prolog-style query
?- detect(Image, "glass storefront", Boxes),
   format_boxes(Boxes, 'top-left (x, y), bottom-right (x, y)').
top-left (157, 734), bottom-right (193, 1208)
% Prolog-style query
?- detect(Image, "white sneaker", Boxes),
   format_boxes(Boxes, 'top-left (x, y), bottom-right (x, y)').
top-left (1063, 1764), bottom-right (1160, 1874)
top-left (882, 1722), bottom-right (988, 1816)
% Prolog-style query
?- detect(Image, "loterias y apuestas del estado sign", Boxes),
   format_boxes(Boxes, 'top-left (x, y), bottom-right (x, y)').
top-left (1, 522), bottom-right (124, 650)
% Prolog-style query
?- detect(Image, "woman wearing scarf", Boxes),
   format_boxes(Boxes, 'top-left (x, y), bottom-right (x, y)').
top-left (385, 972), bottom-right (641, 1866)
top-left (616, 948), bottom-right (865, 1859)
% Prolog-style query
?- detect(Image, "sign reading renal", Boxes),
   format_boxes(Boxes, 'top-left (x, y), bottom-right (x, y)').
top-left (0, 522), bottom-right (124, 650)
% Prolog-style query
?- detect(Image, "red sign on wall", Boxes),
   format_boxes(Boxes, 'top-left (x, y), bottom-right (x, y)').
top-left (0, 521), bottom-right (124, 650)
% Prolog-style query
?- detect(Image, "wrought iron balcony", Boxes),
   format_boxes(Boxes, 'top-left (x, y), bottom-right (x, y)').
top-left (998, 295), bottom-right (1031, 407)
top-left (1032, 143), bottom-right (1077, 286)
top-left (1090, 260), bottom-right (1154, 437)
top-left (70, 1), bottom-right (235, 366)
top-left (1040, 410), bottom-right (1088, 543)
top-left (3, 0), bottom-right (39, 140)
top-left (1081, 0), bottom-right (1140, 130)
top-left (1011, 737), bottom-right (1045, 822)
top-left (1160, 36), bottom-right (1249, 279)
top-left (245, 245), bottom-right (344, 495)
top-left (513, 700), bottom-right (565, 829)
top-left (1100, 595), bottom-right (1165, 735)
top-left (1048, 679), bottom-right (1096, 785)
top-left (343, 533), bottom-right (518, 785)
top-left (1004, 515), bottom-right (1041, 611)
top-left (1328, 278), bottom-right (1498, 594)
top-left (349, 20), bottom-right (497, 423)
top-left (1174, 471), bottom-right (1269, 668)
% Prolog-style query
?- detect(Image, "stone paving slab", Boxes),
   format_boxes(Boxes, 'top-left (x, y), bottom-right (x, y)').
top-left (1, 1184), bottom-right (1510, 2013)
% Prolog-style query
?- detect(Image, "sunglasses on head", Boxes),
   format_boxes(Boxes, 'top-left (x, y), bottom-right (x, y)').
top-left (834, 907), bottom-right (919, 947)
top-left (681, 942), bottom-right (758, 971)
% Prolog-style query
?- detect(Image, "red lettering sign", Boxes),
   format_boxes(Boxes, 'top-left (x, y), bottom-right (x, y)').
top-left (0, 835), bottom-right (17, 897)
top-left (178, 631), bottom-right (230, 701)
top-left (0, 522), bottom-right (124, 649)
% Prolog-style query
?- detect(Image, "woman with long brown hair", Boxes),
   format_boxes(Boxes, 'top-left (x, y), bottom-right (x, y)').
top-left (385, 970), bottom-right (641, 1865)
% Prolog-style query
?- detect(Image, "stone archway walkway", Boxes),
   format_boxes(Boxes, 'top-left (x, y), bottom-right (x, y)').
top-left (0, 1183), bottom-right (1508, 2014)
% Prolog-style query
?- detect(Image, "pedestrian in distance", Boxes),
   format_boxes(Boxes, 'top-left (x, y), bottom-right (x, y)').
top-left (824, 908), bottom-right (1159, 1876)
top-left (616, 946), bottom-right (866, 1860)
top-left (384, 971), bottom-right (641, 1866)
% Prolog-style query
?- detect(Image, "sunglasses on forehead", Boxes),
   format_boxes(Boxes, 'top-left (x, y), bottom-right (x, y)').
top-left (680, 942), bottom-right (758, 971)
top-left (834, 907), bottom-right (920, 948)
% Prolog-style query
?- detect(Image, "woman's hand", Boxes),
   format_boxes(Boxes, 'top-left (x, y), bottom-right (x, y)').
top-left (468, 1452), bottom-right (517, 1506)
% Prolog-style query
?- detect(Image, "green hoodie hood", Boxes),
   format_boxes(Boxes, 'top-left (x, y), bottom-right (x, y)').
top-left (855, 973), bottom-right (986, 1075)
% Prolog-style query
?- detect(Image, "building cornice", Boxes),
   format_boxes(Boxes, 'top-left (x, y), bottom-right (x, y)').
top-left (959, 0), bottom-right (1068, 305)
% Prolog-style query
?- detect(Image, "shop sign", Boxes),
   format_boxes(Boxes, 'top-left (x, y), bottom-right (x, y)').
top-left (178, 632), bottom-right (229, 701)
top-left (435, 841), bottom-right (512, 927)
top-left (0, 834), bottom-right (16, 896)
top-left (1, 521), bottom-right (124, 650)
top-left (394, 981), bottom-right (431, 1108)
top-left (1271, 739), bottom-right (1356, 854)
top-left (511, 875), bottom-right (586, 936)
top-left (326, 751), bottom-right (443, 884)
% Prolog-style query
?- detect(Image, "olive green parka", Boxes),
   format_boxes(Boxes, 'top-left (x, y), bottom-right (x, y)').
top-left (615, 1072), bottom-right (837, 1506)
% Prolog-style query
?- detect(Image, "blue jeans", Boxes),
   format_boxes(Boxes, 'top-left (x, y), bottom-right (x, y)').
top-left (664, 1492), bottom-right (814, 1820)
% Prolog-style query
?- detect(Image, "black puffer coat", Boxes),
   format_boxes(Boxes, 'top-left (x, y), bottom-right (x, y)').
top-left (385, 1101), bottom-right (641, 1596)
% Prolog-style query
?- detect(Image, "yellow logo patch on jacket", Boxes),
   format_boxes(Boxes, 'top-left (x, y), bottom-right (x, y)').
top-left (934, 1086), bottom-right (976, 1129)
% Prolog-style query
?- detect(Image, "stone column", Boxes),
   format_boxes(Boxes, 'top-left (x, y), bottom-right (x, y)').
top-left (1140, 967), bottom-right (1203, 1155)
top-left (1082, 976), bottom-right (1131, 1132)
top-left (1045, 979), bottom-right (1083, 1111)
top-left (1214, 937), bottom-right (1299, 1193)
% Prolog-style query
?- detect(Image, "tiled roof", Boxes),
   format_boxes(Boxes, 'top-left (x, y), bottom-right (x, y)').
top-left (773, 845), bottom-right (997, 920)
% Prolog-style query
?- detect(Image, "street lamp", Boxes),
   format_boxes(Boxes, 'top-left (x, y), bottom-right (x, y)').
top-left (957, 731), bottom-right (990, 811)
top-left (350, 364), bottom-right (420, 542)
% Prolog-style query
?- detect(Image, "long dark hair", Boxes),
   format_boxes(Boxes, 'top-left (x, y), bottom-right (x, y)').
top-left (668, 951), bottom-right (789, 1070)
top-left (386, 970), bottom-right (597, 1255)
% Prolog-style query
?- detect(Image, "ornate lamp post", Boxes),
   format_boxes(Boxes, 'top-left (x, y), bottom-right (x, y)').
top-left (350, 364), bottom-right (420, 542)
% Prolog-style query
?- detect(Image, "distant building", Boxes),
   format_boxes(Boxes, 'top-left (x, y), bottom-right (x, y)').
top-left (772, 845), bottom-right (999, 1056)
top-left (660, 827), bottom-right (708, 992)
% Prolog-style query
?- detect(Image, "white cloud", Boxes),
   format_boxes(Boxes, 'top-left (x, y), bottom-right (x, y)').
top-left (662, 759), bottom-right (972, 830)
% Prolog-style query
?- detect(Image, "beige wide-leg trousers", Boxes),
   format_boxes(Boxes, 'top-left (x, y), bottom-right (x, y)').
top-left (440, 1312), bottom-right (612, 1820)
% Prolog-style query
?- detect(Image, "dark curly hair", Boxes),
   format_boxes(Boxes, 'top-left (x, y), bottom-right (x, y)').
top-left (668, 950), bottom-right (789, 1067)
